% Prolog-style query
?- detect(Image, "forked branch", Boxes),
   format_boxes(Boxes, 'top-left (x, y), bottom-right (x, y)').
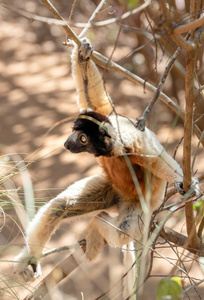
top-left (159, 0), bottom-right (202, 251)
top-left (6, 0), bottom-right (203, 143)
top-left (40, 0), bottom-right (204, 145)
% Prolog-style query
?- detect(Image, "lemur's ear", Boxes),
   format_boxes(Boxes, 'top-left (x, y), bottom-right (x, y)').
top-left (99, 122), bottom-right (116, 139)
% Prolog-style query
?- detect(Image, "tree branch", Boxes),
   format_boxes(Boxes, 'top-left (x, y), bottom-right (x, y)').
top-left (183, 44), bottom-right (200, 248)
top-left (40, 0), bottom-right (204, 146)
top-left (198, 217), bottom-right (204, 238)
top-left (40, 240), bottom-right (86, 259)
top-left (5, 1), bottom-right (203, 144)
top-left (161, 226), bottom-right (204, 255)
top-left (5, 1), bottom-right (151, 28)
top-left (136, 44), bottom-right (182, 131)
top-left (40, 0), bottom-right (80, 46)
top-left (78, 0), bottom-right (106, 39)
top-left (161, 0), bottom-right (203, 250)
top-left (24, 241), bottom-right (86, 300)
top-left (173, 16), bottom-right (204, 34)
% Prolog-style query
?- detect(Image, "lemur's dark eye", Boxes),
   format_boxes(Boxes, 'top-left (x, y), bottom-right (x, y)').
top-left (80, 134), bottom-right (87, 144)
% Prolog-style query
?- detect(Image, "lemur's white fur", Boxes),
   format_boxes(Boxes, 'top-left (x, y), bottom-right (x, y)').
top-left (71, 38), bottom-right (113, 115)
top-left (14, 38), bottom-right (198, 299)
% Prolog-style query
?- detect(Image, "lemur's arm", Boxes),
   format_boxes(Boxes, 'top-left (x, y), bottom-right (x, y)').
top-left (71, 38), bottom-right (113, 115)
top-left (110, 116), bottom-right (184, 184)
top-left (116, 120), bottom-right (200, 194)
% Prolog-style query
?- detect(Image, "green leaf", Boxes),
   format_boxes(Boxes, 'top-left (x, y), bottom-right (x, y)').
top-left (156, 277), bottom-right (183, 300)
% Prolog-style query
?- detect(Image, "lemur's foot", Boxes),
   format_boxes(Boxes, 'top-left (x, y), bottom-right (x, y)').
top-left (13, 248), bottom-right (41, 282)
top-left (79, 38), bottom-right (94, 60)
top-left (78, 228), bottom-right (105, 262)
top-left (135, 117), bottom-right (146, 132)
top-left (175, 177), bottom-right (200, 197)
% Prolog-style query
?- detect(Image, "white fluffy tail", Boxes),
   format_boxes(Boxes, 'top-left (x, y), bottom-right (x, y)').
top-left (123, 241), bottom-right (137, 300)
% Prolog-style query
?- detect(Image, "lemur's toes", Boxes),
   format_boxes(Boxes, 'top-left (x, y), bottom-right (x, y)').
top-left (175, 177), bottom-right (201, 197)
top-left (79, 38), bottom-right (94, 60)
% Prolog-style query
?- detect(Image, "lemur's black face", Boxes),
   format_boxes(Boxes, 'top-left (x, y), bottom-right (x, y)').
top-left (64, 111), bottom-right (115, 157)
top-left (64, 130), bottom-right (96, 154)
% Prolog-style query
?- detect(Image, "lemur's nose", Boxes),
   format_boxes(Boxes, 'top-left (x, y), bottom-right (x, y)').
top-left (64, 139), bottom-right (70, 150)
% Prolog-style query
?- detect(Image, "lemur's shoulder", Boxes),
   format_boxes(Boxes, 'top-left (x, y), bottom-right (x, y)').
top-left (108, 114), bottom-right (164, 157)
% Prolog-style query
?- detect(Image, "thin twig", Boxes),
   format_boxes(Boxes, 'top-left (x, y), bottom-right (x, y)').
top-left (40, 0), bottom-right (80, 46)
top-left (161, 226), bottom-right (204, 256)
top-left (40, 240), bottom-right (86, 259)
top-left (78, 0), bottom-right (106, 38)
top-left (24, 242), bottom-right (86, 300)
top-left (40, 0), bottom-right (204, 145)
top-left (183, 278), bottom-right (204, 294)
top-left (136, 45), bottom-right (182, 131)
top-left (78, 0), bottom-right (151, 27)
top-left (5, 0), bottom-right (151, 28)
top-left (5, 2), bottom-right (203, 144)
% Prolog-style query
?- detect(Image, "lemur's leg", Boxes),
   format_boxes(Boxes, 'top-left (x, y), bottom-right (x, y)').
top-left (14, 175), bottom-right (120, 281)
top-left (71, 38), bottom-right (113, 115)
top-left (79, 201), bottom-right (143, 261)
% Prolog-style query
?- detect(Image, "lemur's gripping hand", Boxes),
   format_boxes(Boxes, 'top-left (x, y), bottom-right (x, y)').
top-left (14, 248), bottom-right (41, 282)
top-left (78, 38), bottom-right (94, 61)
top-left (175, 177), bottom-right (201, 198)
top-left (68, 38), bottom-right (94, 60)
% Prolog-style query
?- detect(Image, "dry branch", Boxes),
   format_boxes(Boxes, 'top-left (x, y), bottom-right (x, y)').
top-left (24, 242), bottom-right (86, 300)
top-left (5, 2), bottom-right (151, 28)
top-left (39, 0), bottom-right (203, 145)
top-left (159, 1), bottom-right (203, 251)
top-left (183, 45), bottom-right (200, 249)
top-left (173, 16), bottom-right (204, 34)
top-left (136, 44), bottom-right (182, 130)
top-left (78, 0), bottom-right (106, 39)
top-left (23, 209), bottom-right (204, 299)
top-left (5, 2), bottom-right (204, 143)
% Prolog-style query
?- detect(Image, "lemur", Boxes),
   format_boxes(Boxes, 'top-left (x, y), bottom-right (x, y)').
top-left (14, 38), bottom-right (198, 292)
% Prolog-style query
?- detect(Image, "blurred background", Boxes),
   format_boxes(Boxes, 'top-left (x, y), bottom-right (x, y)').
top-left (0, 0), bottom-right (204, 299)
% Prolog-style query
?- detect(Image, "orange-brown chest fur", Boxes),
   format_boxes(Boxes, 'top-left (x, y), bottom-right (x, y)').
top-left (99, 156), bottom-right (147, 202)
top-left (98, 156), bottom-right (165, 209)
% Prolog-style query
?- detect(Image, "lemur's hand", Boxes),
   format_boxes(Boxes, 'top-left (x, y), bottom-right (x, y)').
top-left (13, 248), bottom-right (41, 282)
top-left (175, 177), bottom-right (201, 197)
top-left (78, 38), bottom-right (94, 60)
